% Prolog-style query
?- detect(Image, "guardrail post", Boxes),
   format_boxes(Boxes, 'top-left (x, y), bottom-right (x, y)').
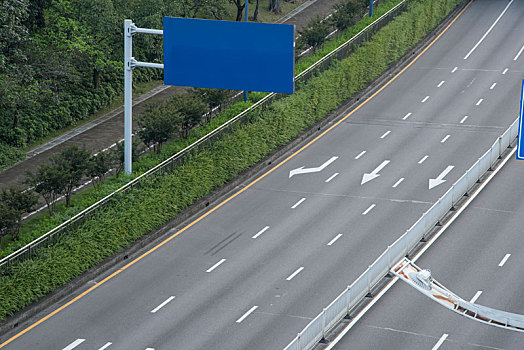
top-left (322, 308), bottom-right (327, 339)
top-left (345, 286), bottom-right (351, 315)
top-left (498, 136), bottom-right (502, 158)
top-left (367, 265), bottom-right (373, 296)
top-left (387, 245), bottom-right (392, 268)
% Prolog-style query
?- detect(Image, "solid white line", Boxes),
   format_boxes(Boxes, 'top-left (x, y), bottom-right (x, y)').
top-left (441, 135), bottom-right (451, 143)
top-left (355, 151), bottom-right (366, 159)
top-left (151, 296), bottom-right (175, 313)
top-left (206, 258), bottom-right (226, 273)
top-left (514, 44), bottom-right (524, 61)
top-left (327, 234), bottom-right (343, 246)
top-left (421, 96), bottom-right (430, 103)
top-left (418, 155), bottom-right (429, 164)
top-left (470, 291), bottom-right (483, 303)
top-left (392, 178), bottom-right (404, 188)
top-left (498, 253), bottom-right (511, 267)
top-left (403, 112), bottom-right (412, 120)
top-left (490, 83), bottom-right (497, 90)
top-left (460, 115), bottom-right (468, 124)
top-left (380, 130), bottom-right (391, 139)
top-left (236, 305), bottom-right (259, 323)
top-left (325, 173), bottom-right (339, 183)
top-left (432, 334), bottom-right (449, 350)
top-left (327, 146), bottom-right (518, 350)
top-left (62, 339), bottom-right (86, 350)
top-left (476, 98), bottom-right (483, 106)
top-left (463, 0), bottom-right (514, 60)
top-left (291, 198), bottom-right (306, 209)
top-left (437, 81), bottom-right (445, 88)
top-left (98, 343), bottom-right (112, 350)
top-left (252, 226), bottom-right (270, 239)
top-left (286, 267), bottom-right (305, 281)
top-left (502, 68), bottom-right (508, 75)
top-left (362, 204), bottom-right (376, 215)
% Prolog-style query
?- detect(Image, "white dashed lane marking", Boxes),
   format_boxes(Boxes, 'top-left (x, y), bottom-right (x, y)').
top-left (325, 173), bottom-right (339, 183)
top-left (499, 254), bottom-right (511, 267)
top-left (327, 234), bottom-right (343, 246)
top-left (392, 178), bottom-right (404, 188)
top-left (355, 151), bottom-right (366, 159)
top-left (206, 258), bottom-right (226, 273)
top-left (362, 204), bottom-right (376, 215)
top-left (252, 226), bottom-right (270, 239)
top-left (291, 198), bottom-right (306, 209)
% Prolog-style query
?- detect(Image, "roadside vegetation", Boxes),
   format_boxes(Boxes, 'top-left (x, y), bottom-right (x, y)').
top-left (0, 0), bottom-right (464, 322)
top-left (0, 0), bottom-right (308, 170)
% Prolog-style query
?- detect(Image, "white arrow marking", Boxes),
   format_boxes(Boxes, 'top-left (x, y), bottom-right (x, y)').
top-left (361, 160), bottom-right (390, 185)
top-left (289, 156), bottom-right (338, 178)
top-left (429, 165), bottom-right (454, 189)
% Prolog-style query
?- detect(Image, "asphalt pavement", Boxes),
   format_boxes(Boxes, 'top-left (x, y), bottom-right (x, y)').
top-left (333, 146), bottom-right (524, 350)
top-left (2, 0), bottom-right (524, 349)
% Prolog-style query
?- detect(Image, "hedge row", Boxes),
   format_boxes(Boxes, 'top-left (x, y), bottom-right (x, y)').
top-left (0, 0), bottom-right (463, 322)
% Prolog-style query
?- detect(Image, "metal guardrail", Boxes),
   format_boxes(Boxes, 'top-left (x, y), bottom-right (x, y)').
top-left (0, 0), bottom-right (410, 271)
top-left (283, 117), bottom-right (520, 350)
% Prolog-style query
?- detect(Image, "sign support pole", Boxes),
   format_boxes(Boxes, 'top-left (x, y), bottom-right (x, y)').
top-left (243, 0), bottom-right (248, 103)
top-left (369, 0), bottom-right (373, 17)
top-left (124, 19), bottom-right (133, 175)
top-left (123, 20), bottom-right (164, 174)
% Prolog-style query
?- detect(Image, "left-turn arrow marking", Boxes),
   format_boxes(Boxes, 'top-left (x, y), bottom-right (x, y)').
top-left (289, 156), bottom-right (339, 178)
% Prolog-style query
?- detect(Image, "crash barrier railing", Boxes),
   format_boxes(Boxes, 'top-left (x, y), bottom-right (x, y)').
top-left (283, 117), bottom-right (520, 350)
top-left (0, 0), bottom-right (412, 271)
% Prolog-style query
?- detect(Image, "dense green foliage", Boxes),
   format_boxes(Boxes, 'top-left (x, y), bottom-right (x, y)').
top-left (0, 0), bottom-right (249, 162)
top-left (0, 0), bottom-right (463, 322)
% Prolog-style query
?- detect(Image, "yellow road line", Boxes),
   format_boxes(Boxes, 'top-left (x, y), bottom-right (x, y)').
top-left (0, 1), bottom-right (472, 347)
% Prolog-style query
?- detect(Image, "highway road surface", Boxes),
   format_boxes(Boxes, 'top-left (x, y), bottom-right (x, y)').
top-left (332, 150), bottom-right (524, 350)
top-left (2, 0), bottom-right (523, 349)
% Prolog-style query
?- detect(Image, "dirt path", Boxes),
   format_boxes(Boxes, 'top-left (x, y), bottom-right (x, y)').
top-left (0, 0), bottom-right (344, 189)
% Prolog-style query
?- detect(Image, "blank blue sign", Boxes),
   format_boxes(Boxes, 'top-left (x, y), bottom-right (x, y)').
top-left (163, 17), bottom-right (294, 94)
top-left (517, 80), bottom-right (524, 159)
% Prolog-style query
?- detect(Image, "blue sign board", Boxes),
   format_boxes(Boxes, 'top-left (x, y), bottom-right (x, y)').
top-left (163, 17), bottom-right (294, 94)
top-left (517, 80), bottom-right (524, 159)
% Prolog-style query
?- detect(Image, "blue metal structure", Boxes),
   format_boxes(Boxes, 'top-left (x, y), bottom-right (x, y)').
top-left (517, 80), bottom-right (524, 159)
top-left (163, 17), bottom-right (295, 94)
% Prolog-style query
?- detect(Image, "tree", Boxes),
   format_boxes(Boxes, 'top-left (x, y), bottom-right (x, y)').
top-left (331, 0), bottom-right (362, 32)
top-left (0, 187), bottom-right (38, 240)
top-left (0, 201), bottom-right (17, 242)
top-left (0, 0), bottom-right (30, 71)
top-left (268, 0), bottom-right (281, 14)
top-left (138, 103), bottom-right (178, 153)
top-left (253, 0), bottom-right (260, 21)
top-left (112, 140), bottom-right (143, 175)
top-left (229, 0), bottom-right (245, 21)
top-left (191, 88), bottom-right (232, 116)
top-left (25, 163), bottom-right (64, 216)
top-left (172, 95), bottom-right (208, 138)
top-left (53, 145), bottom-right (91, 207)
top-left (87, 151), bottom-right (113, 188)
top-left (298, 16), bottom-right (331, 52)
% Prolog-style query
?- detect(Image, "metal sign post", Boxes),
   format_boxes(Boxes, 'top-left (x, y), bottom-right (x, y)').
top-left (244, 0), bottom-right (248, 103)
top-left (517, 79), bottom-right (524, 159)
top-left (123, 20), bottom-right (164, 174)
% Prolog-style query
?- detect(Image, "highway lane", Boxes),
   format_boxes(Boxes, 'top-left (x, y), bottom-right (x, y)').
top-left (332, 154), bottom-right (524, 350)
top-left (2, 0), bottom-right (524, 349)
